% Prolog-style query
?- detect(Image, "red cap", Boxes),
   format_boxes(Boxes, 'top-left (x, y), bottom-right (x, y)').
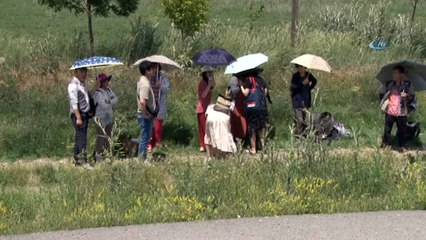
top-left (97, 73), bottom-right (112, 85)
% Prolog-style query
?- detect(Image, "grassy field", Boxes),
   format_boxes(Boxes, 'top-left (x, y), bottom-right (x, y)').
top-left (1, 0), bottom-right (426, 235)
top-left (1, 149), bottom-right (426, 235)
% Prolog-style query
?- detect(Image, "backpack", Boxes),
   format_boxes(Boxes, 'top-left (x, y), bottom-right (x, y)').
top-left (381, 80), bottom-right (416, 111)
top-left (244, 77), bottom-right (266, 113)
top-left (313, 112), bottom-right (335, 138)
top-left (406, 121), bottom-right (421, 141)
top-left (88, 97), bottom-right (97, 118)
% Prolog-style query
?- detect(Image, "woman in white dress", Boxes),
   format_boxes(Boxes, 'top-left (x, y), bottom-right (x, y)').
top-left (93, 73), bottom-right (118, 160)
top-left (204, 98), bottom-right (237, 159)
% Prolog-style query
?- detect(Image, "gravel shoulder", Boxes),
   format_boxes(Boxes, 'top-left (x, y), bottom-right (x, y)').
top-left (2, 211), bottom-right (426, 240)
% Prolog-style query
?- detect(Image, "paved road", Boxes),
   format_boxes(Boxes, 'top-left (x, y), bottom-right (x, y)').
top-left (2, 211), bottom-right (426, 240)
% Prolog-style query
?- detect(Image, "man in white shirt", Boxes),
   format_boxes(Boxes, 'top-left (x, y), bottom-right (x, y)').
top-left (68, 67), bottom-right (92, 169)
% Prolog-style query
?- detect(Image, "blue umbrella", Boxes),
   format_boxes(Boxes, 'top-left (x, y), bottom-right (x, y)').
top-left (70, 56), bottom-right (124, 70)
top-left (193, 48), bottom-right (236, 66)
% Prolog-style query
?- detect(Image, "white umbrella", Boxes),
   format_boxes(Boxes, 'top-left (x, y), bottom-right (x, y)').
top-left (290, 54), bottom-right (332, 73)
top-left (224, 53), bottom-right (269, 74)
top-left (133, 55), bottom-right (181, 71)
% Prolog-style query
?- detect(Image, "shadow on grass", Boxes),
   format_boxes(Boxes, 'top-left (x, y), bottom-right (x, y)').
top-left (163, 121), bottom-right (194, 146)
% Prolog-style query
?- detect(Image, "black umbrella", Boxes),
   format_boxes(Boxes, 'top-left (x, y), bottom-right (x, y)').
top-left (193, 48), bottom-right (236, 66)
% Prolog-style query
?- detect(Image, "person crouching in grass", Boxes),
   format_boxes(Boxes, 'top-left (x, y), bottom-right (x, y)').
top-left (67, 67), bottom-right (93, 170)
top-left (137, 61), bottom-right (157, 163)
top-left (380, 65), bottom-right (415, 152)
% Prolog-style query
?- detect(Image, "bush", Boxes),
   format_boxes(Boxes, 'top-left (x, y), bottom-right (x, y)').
top-left (126, 17), bottom-right (162, 63)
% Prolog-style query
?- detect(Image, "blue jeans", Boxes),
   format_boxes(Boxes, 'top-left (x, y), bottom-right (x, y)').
top-left (137, 114), bottom-right (154, 160)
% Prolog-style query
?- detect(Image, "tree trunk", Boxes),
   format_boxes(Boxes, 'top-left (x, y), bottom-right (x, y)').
top-left (291, 0), bottom-right (300, 47)
top-left (410, 0), bottom-right (419, 31)
top-left (87, 1), bottom-right (95, 55)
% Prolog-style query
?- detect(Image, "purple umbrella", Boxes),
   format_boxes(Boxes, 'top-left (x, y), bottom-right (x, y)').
top-left (193, 48), bottom-right (236, 66)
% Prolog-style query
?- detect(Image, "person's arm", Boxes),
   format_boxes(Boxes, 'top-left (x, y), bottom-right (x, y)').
top-left (109, 89), bottom-right (118, 105)
top-left (309, 74), bottom-right (318, 90)
top-left (200, 81), bottom-right (212, 99)
top-left (379, 83), bottom-right (388, 101)
top-left (229, 77), bottom-right (240, 95)
top-left (407, 83), bottom-right (415, 100)
top-left (68, 83), bottom-right (83, 126)
top-left (240, 78), bottom-right (251, 97)
top-left (139, 86), bottom-right (150, 119)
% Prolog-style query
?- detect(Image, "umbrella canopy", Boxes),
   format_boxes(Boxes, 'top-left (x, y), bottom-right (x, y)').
top-left (193, 48), bottom-right (236, 66)
top-left (290, 54), bottom-right (332, 73)
top-left (376, 60), bottom-right (426, 91)
top-left (133, 55), bottom-right (181, 71)
top-left (70, 56), bottom-right (123, 70)
top-left (224, 53), bottom-right (269, 74)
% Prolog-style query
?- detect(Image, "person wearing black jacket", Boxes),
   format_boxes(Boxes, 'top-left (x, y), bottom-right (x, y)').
top-left (290, 64), bottom-right (317, 136)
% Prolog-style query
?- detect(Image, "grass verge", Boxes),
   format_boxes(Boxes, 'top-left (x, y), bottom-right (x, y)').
top-left (1, 148), bottom-right (426, 235)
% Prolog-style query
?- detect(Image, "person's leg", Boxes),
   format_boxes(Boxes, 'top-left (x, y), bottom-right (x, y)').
top-left (155, 118), bottom-right (164, 146)
top-left (256, 129), bottom-right (265, 151)
top-left (249, 128), bottom-right (257, 153)
top-left (104, 123), bottom-right (113, 151)
top-left (382, 114), bottom-right (395, 147)
top-left (71, 114), bottom-right (80, 164)
top-left (396, 116), bottom-right (408, 148)
top-left (148, 118), bottom-right (157, 150)
top-left (138, 116), bottom-right (153, 161)
top-left (206, 144), bottom-right (212, 159)
top-left (72, 114), bottom-right (89, 165)
top-left (294, 108), bottom-right (306, 136)
top-left (197, 113), bottom-right (207, 150)
top-left (94, 125), bottom-right (105, 156)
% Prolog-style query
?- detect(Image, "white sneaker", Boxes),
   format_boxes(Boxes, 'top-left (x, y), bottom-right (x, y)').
top-left (143, 160), bottom-right (151, 166)
top-left (82, 163), bottom-right (94, 170)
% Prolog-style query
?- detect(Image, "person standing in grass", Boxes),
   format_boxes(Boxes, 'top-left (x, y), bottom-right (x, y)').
top-left (228, 75), bottom-right (247, 141)
top-left (290, 64), bottom-right (317, 137)
top-left (238, 68), bottom-right (268, 155)
top-left (148, 64), bottom-right (170, 152)
top-left (137, 61), bottom-right (157, 162)
top-left (380, 65), bottom-right (415, 151)
top-left (197, 66), bottom-right (215, 152)
top-left (67, 67), bottom-right (93, 170)
top-left (93, 73), bottom-right (118, 161)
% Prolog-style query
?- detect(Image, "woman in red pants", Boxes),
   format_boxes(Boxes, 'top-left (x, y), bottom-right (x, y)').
top-left (196, 66), bottom-right (215, 152)
top-left (148, 64), bottom-right (170, 152)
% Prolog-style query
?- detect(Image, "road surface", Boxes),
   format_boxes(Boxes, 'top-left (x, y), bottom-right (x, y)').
top-left (2, 211), bottom-right (426, 240)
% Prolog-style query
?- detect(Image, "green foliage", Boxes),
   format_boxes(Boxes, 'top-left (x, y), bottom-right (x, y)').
top-left (37, 0), bottom-right (139, 17)
top-left (1, 153), bottom-right (426, 235)
top-left (127, 17), bottom-right (162, 63)
top-left (248, 2), bottom-right (265, 31)
top-left (160, 0), bottom-right (210, 38)
top-left (37, 0), bottom-right (140, 54)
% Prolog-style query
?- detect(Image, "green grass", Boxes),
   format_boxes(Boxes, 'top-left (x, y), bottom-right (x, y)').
top-left (1, 0), bottom-right (426, 235)
top-left (1, 150), bottom-right (426, 235)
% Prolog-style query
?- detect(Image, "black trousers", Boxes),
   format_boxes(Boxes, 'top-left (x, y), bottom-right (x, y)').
top-left (382, 114), bottom-right (407, 148)
top-left (71, 113), bottom-right (89, 164)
